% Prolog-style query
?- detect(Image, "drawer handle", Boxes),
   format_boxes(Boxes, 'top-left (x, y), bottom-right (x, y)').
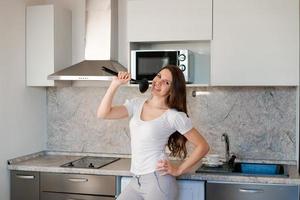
top-left (67, 178), bottom-right (88, 182)
top-left (16, 175), bottom-right (35, 179)
top-left (239, 188), bottom-right (264, 193)
top-left (67, 199), bottom-right (85, 200)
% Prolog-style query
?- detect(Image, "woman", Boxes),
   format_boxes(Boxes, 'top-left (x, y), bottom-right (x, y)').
top-left (97, 65), bottom-right (209, 200)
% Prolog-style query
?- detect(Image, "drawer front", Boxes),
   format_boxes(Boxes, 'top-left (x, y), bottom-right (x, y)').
top-left (41, 192), bottom-right (115, 200)
top-left (206, 182), bottom-right (299, 200)
top-left (41, 173), bottom-right (115, 196)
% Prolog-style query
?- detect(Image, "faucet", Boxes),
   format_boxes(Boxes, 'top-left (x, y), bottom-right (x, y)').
top-left (221, 133), bottom-right (230, 163)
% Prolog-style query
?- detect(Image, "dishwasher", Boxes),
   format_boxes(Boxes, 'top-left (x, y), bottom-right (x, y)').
top-left (206, 181), bottom-right (299, 200)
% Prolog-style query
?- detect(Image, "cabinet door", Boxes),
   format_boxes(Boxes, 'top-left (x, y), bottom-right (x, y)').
top-left (211, 0), bottom-right (299, 85)
top-left (119, 177), bottom-right (204, 200)
top-left (178, 180), bottom-right (205, 200)
top-left (26, 5), bottom-right (71, 86)
top-left (11, 171), bottom-right (39, 200)
top-left (120, 176), bottom-right (132, 192)
top-left (206, 182), bottom-right (299, 200)
top-left (127, 0), bottom-right (212, 42)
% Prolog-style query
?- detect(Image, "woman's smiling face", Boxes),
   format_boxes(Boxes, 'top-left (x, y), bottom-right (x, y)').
top-left (151, 69), bottom-right (173, 97)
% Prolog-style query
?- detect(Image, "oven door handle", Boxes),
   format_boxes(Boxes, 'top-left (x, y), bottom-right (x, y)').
top-left (67, 178), bottom-right (88, 182)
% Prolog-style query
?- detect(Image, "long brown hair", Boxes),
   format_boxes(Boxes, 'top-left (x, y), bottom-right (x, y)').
top-left (159, 65), bottom-right (188, 159)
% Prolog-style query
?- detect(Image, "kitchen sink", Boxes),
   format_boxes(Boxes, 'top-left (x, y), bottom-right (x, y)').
top-left (232, 162), bottom-right (287, 176)
top-left (196, 162), bottom-right (289, 177)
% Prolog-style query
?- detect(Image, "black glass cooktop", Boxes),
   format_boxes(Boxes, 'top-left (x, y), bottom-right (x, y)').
top-left (61, 156), bottom-right (120, 169)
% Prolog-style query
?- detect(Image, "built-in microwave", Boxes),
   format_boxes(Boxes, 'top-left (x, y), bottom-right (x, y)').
top-left (130, 49), bottom-right (194, 83)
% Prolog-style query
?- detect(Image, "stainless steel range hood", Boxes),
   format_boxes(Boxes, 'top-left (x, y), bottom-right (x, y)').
top-left (48, 60), bottom-right (126, 80)
top-left (48, 0), bottom-right (126, 81)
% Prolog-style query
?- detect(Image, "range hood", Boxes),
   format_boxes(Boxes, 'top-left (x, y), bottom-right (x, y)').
top-left (48, 0), bottom-right (126, 81)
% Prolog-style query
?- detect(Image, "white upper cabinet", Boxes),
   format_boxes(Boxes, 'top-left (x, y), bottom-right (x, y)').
top-left (211, 0), bottom-right (299, 86)
top-left (26, 4), bottom-right (72, 86)
top-left (127, 0), bottom-right (212, 42)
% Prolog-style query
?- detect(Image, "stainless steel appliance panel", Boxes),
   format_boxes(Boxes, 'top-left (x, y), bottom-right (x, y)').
top-left (206, 182), bottom-right (298, 200)
top-left (41, 172), bottom-right (115, 196)
top-left (11, 171), bottom-right (40, 200)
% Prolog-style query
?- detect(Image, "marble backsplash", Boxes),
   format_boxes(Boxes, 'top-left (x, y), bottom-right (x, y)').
top-left (47, 86), bottom-right (297, 161)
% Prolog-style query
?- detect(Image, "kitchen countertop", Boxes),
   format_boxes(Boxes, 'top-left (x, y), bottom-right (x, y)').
top-left (7, 151), bottom-right (300, 185)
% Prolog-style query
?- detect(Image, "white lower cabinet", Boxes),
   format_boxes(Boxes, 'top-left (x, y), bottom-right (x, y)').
top-left (119, 176), bottom-right (205, 200)
top-left (120, 176), bottom-right (131, 191)
top-left (177, 180), bottom-right (205, 200)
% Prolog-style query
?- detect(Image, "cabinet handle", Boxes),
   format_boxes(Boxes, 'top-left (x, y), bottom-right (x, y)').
top-left (67, 199), bottom-right (85, 200)
top-left (239, 188), bottom-right (264, 193)
top-left (67, 178), bottom-right (88, 182)
top-left (16, 175), bottom-right (34, 179)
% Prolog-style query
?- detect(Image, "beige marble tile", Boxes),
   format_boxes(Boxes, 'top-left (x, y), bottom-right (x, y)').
top-left (47, 86), bottom-right (297, 162)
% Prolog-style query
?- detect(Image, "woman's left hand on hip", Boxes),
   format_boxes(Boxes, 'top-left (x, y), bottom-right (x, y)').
top-left (156, 159), bottom-right (182, 176)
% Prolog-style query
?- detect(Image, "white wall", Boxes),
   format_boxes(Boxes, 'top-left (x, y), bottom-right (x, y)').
top-left (0, 0), bottom-right (47, 199)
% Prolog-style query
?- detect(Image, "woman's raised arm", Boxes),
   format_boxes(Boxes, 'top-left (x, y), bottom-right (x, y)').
top-left (97, 71), bottom-right (130, 119)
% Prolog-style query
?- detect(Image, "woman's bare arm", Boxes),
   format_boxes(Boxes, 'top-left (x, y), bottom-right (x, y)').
top-left (97, 71), bottom-right (131, 119)
top-left (157, 128), bottom-right (210, 176)
top-left (176, 128), bottom-right (210, 175)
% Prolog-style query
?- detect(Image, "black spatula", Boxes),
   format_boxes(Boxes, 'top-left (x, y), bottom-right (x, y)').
top-left (102, 66), bottom-right (149, 93)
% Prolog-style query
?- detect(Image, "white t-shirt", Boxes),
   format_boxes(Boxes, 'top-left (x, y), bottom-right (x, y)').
top-left (124, 97), bottom-right (193, 175)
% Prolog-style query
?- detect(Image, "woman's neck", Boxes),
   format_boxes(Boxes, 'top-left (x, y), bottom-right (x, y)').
top-left (148, 96), bottom-right (169, 110)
